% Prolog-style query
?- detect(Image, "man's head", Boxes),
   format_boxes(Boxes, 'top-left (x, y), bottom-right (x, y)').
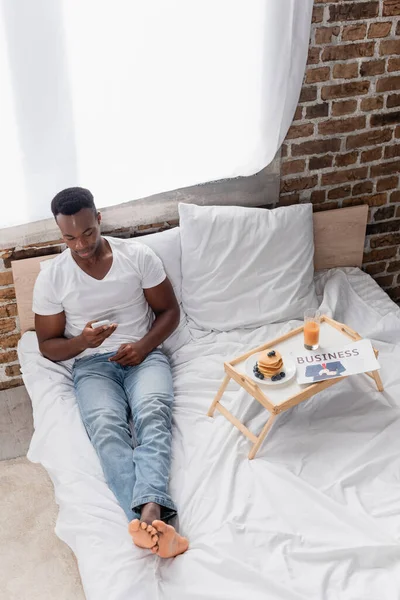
top-left (51, 187), bottom-right (102, 260)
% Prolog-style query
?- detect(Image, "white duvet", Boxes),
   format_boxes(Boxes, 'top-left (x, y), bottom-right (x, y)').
top-left (19, 268), bottom-right (400, 600)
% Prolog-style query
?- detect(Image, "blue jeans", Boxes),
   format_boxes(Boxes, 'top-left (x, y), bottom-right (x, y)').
top-left (72, 349), bottom-right (177, 522)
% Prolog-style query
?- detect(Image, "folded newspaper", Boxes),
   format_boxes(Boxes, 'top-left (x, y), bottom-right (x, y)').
top-left (294, 338), bottom-right (380, 385)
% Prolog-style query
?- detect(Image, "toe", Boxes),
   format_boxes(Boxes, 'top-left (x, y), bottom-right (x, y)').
top-left (152, 534), bottom-right (159, 543)
top-left (152, 519), bottom-right (167, 533)
top-left (128, 519), bottom-right (140, 534)
top-left (141, 521), bottom-right (148, 530)
top-left (151, 545), bottom-right (158, 554)
top-left (147, 525), bottom-right (155, 534)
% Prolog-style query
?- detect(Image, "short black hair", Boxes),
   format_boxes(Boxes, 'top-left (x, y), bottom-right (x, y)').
top-left (51, 187), bottom-right (96, 218)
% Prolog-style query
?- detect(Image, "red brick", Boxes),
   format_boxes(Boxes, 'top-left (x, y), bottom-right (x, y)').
top-left (0, 271), bottom-right (13, 286)
top-left (310, 190), bottom-right (326, 204)
top-left (322, 81), bottom-right (370, 100)
top-left (343, 198), bottom-right (369, 208)
top-left (380, 40), bottom-right (400, 56)
top-left (374, 205), bottom-right (396, 220)
top-left (334, 152), bottom-right (358, 168)
top-left (370, 233), bottom-right (400, 248)
top-left (5, 364), bottom-right (21, 377)
top-left (387, 93), bottom-right (400, 108)
top-left (397, 206), bottom-right (400, 217)
top-left (306, 67), bottom-right (331, 84)
top-left (0, 350), bottom-right (18, 364)
top-left (387, 260), bottom-right (400, 272)
top-left (0, 304), bottom-right (17, 319)
top-left (361, 147), bottom-right (383, 163)
top-left (0, 333), bottom-right (21, 349)
top-left (347, 128), bottom-right (392, 149)
top-left (318, 116), bottom-right (366, 135)
top-left (333, 63), bottom-right (359, 79)
top-left (279, 194), bottom-right (300, 207)
top-left (309, 155), bottom-right (333, 170)
top-left (321, 167), bottom-right (368, 186)
top-left (390, 190), bottom-right (400, 202)
top-left (332, 99), bottom-right (357, 116)
top-left (371, 111), bottom-right (400, 127)
top-left (353, 181), bottom-right (374, 196)
top-left (363, 247), bottom-right (398, 262)
top-left (384, 144), bottom-right (400, 158)
top-left (368, 220), bottom-right (400, 235)
top-left (306, 103), bottom-right (329, 119)
top-left (281, 144), bottom-right (288, 158)
top-left (308, 47), bottom-right (321, 65)
top-left (312, 6), bottom-right (324, 23)
top-left (376, 76), bottom-right (400, 92)
top-left (328, 185), bottom-right (351, 200)
top-left (375, 274), bottom-right (394, 287)
top-left (0, 318), bottom-right (16, 334)
top-left (315, 26), bottom-right (340, 45)
top-left (329, 3), bottom-right (379, 22)
top-left (280, 175), bottom-right (318, 193)
top-left (0, 287), bottom-right (16, 301)
top-left (360, 60), bottom-right (385, 77)
top-left (322, 43), bottom-right (375, 62)
top-left (396, 125), bottom-right (400, 138)
top-left (293, 106), bottom-right (303, 121)
top-left (281, 159), bottom-right (306, 176)
top-left (299, 87), bottom-right (318, 103)
top-left (0, 378), bottom-right (23, 391)
top-left (312, 202), bottom-right (339, 212)
top-left (285, 123), bottom-right (315, 140)
top-left (371, 160), bottom-right (400, 177)
top-left (360, 96), bottom-right (384, 111)
top-left (292, 138), bottom-right (341, 157)
top-left (368, 21), bottom-right (392, 38)
top-left (364, 262), bottom-right (387, 275)
top-left (388, 57), bottom-right (400, 72)
top-left (377, 176), bottom-right (399, 191)
top-left (383, 1), bottom-right (400, 16)
top-left (342, 24), bottom-right (368, 42)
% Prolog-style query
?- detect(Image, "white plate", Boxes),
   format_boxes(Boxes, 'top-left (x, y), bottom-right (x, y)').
top-left (244, 352), bottom-right (296, 386)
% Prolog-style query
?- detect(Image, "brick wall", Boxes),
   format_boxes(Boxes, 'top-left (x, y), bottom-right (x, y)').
top-left (280, 0), bottom-right (400, 300)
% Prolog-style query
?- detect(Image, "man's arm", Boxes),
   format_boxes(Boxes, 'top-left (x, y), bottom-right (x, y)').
top-left (110, 278), bottom-right (180, 366)
top-left (35, 312), bottom-right (117, 362)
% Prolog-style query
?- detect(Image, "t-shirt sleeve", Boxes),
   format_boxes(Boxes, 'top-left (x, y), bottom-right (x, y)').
top-left (139, 245), bottom-right (166, 289)
top-left (32, 269), bottom-right (63, 315)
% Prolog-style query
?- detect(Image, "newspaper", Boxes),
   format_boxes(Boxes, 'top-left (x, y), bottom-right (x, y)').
top-left (294, 338), bottom-right (380, 385)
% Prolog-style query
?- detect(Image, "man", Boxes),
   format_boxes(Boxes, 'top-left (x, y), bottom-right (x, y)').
top-left (33, 187), bottom-right (188, 559)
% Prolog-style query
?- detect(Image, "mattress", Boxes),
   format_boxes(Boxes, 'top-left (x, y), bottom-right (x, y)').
top-left (18, 268), bottom-right (400, 600)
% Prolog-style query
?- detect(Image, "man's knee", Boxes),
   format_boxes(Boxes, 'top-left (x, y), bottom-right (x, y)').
top-left (84, 409), bottom-right (130, 442)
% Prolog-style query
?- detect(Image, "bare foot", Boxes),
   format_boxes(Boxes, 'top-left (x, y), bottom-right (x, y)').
top-left (152, 520), bottom-right (189, 558)
top-left (128, 519), bottom-right (159, 550)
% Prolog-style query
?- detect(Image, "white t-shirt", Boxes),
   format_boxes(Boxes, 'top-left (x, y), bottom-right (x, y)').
top-left (32, 236), bottom-right (166, 358)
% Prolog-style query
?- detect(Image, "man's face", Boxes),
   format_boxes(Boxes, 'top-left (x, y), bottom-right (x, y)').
top-left (56, 208), bottom-right (102, 260)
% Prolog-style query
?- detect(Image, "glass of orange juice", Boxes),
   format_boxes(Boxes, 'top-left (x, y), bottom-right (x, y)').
top-left (304, 309), bottom-right (321, 350)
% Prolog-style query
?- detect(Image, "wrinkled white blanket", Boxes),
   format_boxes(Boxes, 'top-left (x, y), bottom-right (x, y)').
top-left (19, 268), bottom-right (400, 600)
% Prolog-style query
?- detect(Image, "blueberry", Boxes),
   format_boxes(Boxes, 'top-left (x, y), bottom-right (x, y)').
top-left (267, 351), bottom-right (273, 357)
top-left (258, 373), bottom-right (264, 380)
top-left (280, 372), bottom-right (285, 378)
top-left (271, 375), bottom-right (278, 381)
top-left (270, 351), bottom-right (276, 356)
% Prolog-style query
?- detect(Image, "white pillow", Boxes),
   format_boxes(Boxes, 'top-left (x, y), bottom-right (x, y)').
top-left (139, 227), bottom-right (190, 353)
top-left (179, 202), bottom-right (318, 331)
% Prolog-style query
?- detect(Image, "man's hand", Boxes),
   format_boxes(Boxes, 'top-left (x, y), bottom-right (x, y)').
top-left (80, 320), bottom-right (118, 349)
top-left (109, 341), bottom-right (148, 366)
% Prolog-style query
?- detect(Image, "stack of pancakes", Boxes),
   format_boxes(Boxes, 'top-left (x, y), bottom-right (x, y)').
top-left (258, 350), bottom-right (283, 378)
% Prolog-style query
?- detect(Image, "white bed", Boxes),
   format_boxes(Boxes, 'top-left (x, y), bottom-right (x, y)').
top-left (15, 203), bottom-right (400, 599)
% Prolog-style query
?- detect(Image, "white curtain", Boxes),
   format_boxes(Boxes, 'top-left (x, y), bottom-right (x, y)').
top-left (0, 0), bottom-right (313, 229)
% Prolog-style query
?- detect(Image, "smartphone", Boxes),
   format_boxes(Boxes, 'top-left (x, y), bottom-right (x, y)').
top-left (91, 319), bottom-right (111, 329)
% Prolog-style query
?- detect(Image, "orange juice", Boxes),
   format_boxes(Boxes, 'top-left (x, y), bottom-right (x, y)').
top-left (304, 320), bottom-right (320, 347)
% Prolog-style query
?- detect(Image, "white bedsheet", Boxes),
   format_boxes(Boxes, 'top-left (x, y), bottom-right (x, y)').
top-left (19, 268), bottom-right (400, 600)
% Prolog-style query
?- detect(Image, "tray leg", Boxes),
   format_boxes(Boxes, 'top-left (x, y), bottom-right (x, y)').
top-left (248, 413), bottom-right (277, 460)
top-left (207, 374), bottom-right (231, 417)
top-left (370, 369), bottom-right (384, 392)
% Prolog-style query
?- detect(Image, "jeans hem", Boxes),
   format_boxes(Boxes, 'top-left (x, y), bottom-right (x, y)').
top-left (132, 495), bottom-right (177, 513)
